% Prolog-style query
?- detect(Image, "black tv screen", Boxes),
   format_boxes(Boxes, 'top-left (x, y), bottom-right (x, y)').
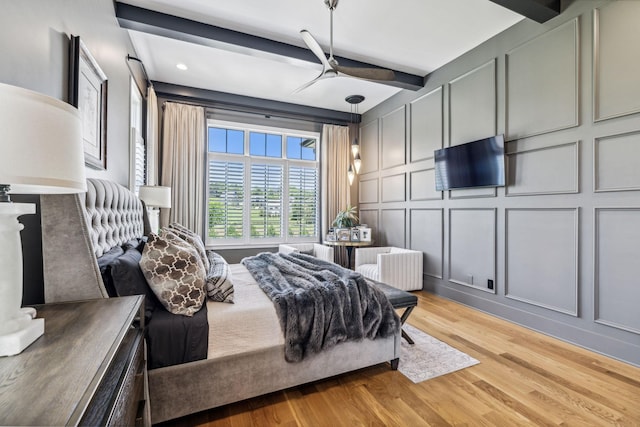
top-left (434, 135), bottom-right (505, 191)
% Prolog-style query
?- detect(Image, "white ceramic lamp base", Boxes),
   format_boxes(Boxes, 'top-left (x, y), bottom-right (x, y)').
top-left (147, 207), bottom-right (160, 233)
top-left (0, 202), bottom-right (45, 357)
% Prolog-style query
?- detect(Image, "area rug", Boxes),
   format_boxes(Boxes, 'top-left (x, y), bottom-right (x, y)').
top-left (398, 324), bottom-right (480, 383)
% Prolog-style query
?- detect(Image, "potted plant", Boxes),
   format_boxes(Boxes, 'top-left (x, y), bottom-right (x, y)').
top-left (332, 205), bottom-right (359, 229)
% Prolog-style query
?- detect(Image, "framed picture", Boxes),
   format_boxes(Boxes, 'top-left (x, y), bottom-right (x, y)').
top-left (360, 227), bottom-right (372, 242)
top-left (326, 231), bottom-right (336, 241)
top-left (69, 35), bottom-right (108, 170)
top-left (350, 229), bottom-right (360, 242)
top-left (337, 228), bottom-right (351, 241)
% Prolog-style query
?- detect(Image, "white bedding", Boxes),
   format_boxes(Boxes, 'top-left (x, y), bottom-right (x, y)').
top-left (206, 263), bottom-right (284, 359)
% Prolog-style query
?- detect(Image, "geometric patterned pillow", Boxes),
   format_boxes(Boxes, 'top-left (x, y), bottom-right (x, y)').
top-left (139, 232), bottom-right (206, 316)
top-left (206, 251), bottom-right (234, 303)
top-left (167, 223), bottom-right (210, 271)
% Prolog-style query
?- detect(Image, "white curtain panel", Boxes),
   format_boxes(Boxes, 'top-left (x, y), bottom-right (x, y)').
top-left (160, 102), bottom-right (206, 236)
top-left (321, 124), bottom-right (351, 266)
top-left (146, 85), bottom-right (159, 185)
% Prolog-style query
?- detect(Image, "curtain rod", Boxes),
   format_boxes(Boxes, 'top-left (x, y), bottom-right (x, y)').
top-left (126, 54), bottom-right (151, 92)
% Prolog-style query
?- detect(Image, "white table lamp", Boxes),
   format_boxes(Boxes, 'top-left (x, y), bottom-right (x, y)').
top-left (138, 185), bottom-right (171, 232)
top-left (0, 82), bottom-right (86, 356)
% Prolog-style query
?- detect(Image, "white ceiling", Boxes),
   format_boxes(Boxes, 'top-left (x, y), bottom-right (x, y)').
top-left (123, 0), bottom-right (523, 113)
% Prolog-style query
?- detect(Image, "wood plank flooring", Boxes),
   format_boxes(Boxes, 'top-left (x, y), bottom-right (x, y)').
top-left (158, 292), bottom-right (640, 426)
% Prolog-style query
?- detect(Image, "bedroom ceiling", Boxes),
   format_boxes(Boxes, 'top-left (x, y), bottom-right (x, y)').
top-left (119, 0), bottom-right (526, 114)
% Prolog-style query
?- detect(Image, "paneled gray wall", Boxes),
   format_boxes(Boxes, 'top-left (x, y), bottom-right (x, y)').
top-left (359, 0), bottom-right (640, 366)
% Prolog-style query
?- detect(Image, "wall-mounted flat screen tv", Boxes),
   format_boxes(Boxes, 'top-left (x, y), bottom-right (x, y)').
top-left (434, 134), bottom-right (505, 191)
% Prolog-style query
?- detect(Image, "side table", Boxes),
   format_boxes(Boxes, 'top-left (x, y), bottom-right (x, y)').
top-left (323, 240), bottom-right (374, 269)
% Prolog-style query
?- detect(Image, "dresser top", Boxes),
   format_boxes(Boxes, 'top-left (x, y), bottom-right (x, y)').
top-left (0, 296), bottom-right (142, 426)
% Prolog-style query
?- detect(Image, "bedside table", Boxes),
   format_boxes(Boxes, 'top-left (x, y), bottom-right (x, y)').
top-left (0, 295), bottom-right (150, 426)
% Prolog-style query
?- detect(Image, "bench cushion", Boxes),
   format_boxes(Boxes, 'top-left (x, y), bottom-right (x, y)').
top-left (367, 279), bottom-right (417, 309)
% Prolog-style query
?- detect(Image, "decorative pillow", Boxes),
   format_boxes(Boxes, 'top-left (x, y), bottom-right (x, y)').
top-left (139, 232), bottom-right (206, 316)
top-left (110, 246), bottom-right (159, 320)
top-left (206, 252), bottom-right (234, 303)
top-left (167, 223), bottom-right (210, 271)
top-left (97, 245), bottom-right (125, 297)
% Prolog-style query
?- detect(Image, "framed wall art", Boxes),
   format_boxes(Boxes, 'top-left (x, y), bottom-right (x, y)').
top-left (69, 35), bottom-right (108, 169)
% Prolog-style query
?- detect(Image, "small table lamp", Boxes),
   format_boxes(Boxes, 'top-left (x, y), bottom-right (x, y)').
top-left (0, 82), bottom-right (86, 356)
top-left (138, 185), bottom-right (171, 233)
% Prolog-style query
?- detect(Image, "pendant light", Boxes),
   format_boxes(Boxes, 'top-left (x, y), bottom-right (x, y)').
top-left (354, 153), bottom-right (362, 174)
top-left (346, 95), bottom-right (364, 185)
top-left (346, 95), bottom-right (364, 157)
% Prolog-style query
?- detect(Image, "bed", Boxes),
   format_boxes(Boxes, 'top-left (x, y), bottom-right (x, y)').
top-left (40, 179), bottom-right (401, 424)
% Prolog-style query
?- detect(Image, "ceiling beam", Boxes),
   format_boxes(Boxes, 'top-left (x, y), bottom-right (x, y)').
top-left (115, 2), bottom-right (424, 91)
top-left (489, 0), bottom-right (561, 23)
top-left (152, 81), bottom-right (360, 125)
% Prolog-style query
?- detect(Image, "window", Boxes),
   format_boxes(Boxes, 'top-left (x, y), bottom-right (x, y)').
top-left (129, 77), bottom-right (145, 192)
top-left (207, 121), bottom-right (319, 247)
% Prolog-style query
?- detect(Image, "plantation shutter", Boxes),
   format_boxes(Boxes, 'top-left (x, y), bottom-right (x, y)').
top-left (133, 130), bottom-right (146, 193)
top-left (208, 160), bottom-right (245, 239)
top-left (250, 163), bottom-right (283, 238)
top-left (288, 166), bottom-right (318, 237)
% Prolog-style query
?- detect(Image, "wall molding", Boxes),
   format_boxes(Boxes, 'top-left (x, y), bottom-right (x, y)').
top-left (448, 208), bottom-right (497, 294)
top-left (410, 208), bottom-right (444, 279)
top-left (593, 130), bottom-right (640, 193)
top-left (448, 58), bottom-right (497, 147)
top-left (409, 168), bottom-right (442, 201)
top-left (449, 187), bottom-right (497, 200)
top-left (592, 4), bottom-right (640, 122)
top-left (594, 207), bottom-right (640, 334)
top-left (380, 208), bottom-right (406, 247)
top-left (504, 208), bottom-right (579, 316)
top-left (360, 119), bottom-right (379, 174)
top-left (505, 17), bottom-right (580, 139)
top-left (409, 86), bottom-right (443, 163)
top-left (381, 105), bottom-right (407, 170)
top-left (358, 177), bottom-right (379, 204)
top-left (381, 173), bottom-right (406, 203)
top-left (505, 140), bottom-right (580, 196)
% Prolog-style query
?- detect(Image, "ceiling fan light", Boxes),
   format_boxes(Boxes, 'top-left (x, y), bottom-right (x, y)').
top-left (348, 164), bottom-right (355, 185)
top-left (354, 153), bottom-right (361, 174)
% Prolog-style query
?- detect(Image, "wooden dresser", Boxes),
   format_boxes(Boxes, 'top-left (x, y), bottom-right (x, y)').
top-left (0, 296), bottom-right (150, 426)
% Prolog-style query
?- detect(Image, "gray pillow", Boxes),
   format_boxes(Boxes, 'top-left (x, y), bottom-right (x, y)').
top-left (140, 232), bottom-right (206, 316)
top-left (206, 252), bottom-right (234, 303)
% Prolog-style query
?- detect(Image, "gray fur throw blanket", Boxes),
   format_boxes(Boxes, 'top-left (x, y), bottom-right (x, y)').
top-left (241, 252), bottom-right (400, 362)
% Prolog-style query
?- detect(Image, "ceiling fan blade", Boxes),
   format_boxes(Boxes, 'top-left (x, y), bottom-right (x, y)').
top-left (292, 70), bottom-right (334, 94)
top-left (336, 65), bottom-right (395, 81)
top-left (300, 30), bottom-right (333, 70)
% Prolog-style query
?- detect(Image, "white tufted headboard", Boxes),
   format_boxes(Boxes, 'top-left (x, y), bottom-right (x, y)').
top-left (41, 179), bottom-right (150, 303)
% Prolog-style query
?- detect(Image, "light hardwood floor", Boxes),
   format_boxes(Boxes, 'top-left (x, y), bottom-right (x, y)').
top-left (159, 292), bottom-right (640, 426)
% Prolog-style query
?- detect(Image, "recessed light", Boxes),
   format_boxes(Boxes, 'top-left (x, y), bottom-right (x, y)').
top-left (176, 63), bottom-right (188, 71)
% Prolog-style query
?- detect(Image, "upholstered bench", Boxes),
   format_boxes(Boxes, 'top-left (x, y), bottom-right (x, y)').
top-left (367, 279), bottom-right (418, 345)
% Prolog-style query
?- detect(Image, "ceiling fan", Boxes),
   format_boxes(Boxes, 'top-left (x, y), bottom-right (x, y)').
top-left (294, 0), bottom-right (395, 93)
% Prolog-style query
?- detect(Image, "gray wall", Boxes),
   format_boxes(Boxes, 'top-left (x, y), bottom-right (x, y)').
top-left (360, 0), bottom-right (640, 366)
top-left (1, 0), bottom-right (139, 303)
